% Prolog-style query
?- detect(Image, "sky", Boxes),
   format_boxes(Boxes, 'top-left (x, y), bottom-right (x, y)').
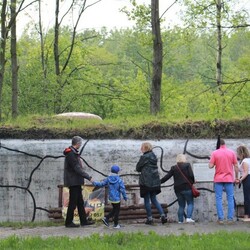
top-left (18, 0), bottom-right (250, 35)
top-left (18, 0), bottom-right (182, 35)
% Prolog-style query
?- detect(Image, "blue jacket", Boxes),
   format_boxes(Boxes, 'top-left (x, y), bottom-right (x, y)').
top-left (93, 174), bottom-right (127, 203)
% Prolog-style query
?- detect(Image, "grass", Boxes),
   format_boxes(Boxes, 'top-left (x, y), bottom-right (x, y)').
top-left (1, 113), bottom-right (247, 130)
top-left (1, 114), bottom-right (250, 139)
top-left (0, 231), bottom-right (250, 250)
top-left (0, 221), bottom-right (64, 229)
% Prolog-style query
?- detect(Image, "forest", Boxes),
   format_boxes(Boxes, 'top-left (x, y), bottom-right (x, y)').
top-left (0, 0), bottom-right (250, 123)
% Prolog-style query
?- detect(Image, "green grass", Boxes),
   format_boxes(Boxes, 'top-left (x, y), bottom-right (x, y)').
top-left (0, 221), bottom-right (64, 229)
top-left (0, 231), bottom-right (250, 250)
top-left (1, 113), bottom-right (247, 130)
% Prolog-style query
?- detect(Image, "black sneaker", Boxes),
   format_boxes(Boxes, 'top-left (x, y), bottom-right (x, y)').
top-left (102, 217), bottom-right (109, 227)
top-left (81, 220), bottom-right (95, 226)
top-left (65, 222), bottom-right (80, 228)
top-left (145, 219), bottom-right (153, 225)
top-left (161, 216), bottom-right (168, 224)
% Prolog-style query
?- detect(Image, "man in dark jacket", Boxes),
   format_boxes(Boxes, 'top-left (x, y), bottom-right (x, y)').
top-left (64, 136), bottom-right (95, 228)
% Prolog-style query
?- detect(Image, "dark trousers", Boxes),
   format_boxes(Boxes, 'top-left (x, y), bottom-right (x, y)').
top-left (243, 175), bottom-right (250, 216)
top-left (65, 185), bottom-right (87, 225)
top-left (106, 202), bottom-right (121, 226)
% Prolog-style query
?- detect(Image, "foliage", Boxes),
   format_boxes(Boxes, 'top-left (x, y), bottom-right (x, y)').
top-left (0, 231), bottom-right (250, 250)
top-left (0, 1), bottom-right (250, 122)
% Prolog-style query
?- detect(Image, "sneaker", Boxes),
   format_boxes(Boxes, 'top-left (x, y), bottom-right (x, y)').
top-left (178, 221), bottom-right (183, 224)
top-left (161, 216), bottom-right (168, 224)
top-left (81, 220), bottom-right (95, 226)
top-left (102, 217), bottom-right (109, 227)
top-left (113, 224), bottom-right (121, 229)
top-left (186, 218), bottom-right (195, 223)
top-left (226, 220), bottom-right (235, 225)
top-left (217, 220), bottom-right (224, 225)
top-left (145, 219), bottom-right (153, 225)
top-left (65, 222), bottom-right (80, 228)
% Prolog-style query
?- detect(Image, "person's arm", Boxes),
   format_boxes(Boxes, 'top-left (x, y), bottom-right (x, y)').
top-left (161, 167), bottom-right (174, 183)
top-left (136, 155), bottom-right (147, 172)
top-left (92, 178), bottom-right (108, 187)
top-left (209, 162), bottom-right (214, 169)
top-left (119, 179), bottom-right (127, 201)
top-left (67, 153), bottom-right (92, 180)
top-left (187, 163), bottom-right (195, 184)
top-left (209, 152), bottom-right (215, 169)
top-left (239, 162), bottom-right (248, 183)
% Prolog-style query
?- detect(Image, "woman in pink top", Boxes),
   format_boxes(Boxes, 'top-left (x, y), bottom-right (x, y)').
top-left (236, 145), bottom-right (250, 219)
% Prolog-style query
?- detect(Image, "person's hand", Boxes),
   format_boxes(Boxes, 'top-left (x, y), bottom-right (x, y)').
top-left (235, 178), bottom-right (240, 184)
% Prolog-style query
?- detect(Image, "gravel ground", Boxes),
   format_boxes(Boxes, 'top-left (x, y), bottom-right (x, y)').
top-left (0, 221), bottom-right (250, 239)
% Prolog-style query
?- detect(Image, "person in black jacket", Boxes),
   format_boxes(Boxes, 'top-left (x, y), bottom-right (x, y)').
top-left (161, 154), bottom-right (195, 224)
top-left (63, 136), bottom-right (95, 228)
top-left (136, 142), bottom-right (167, 225)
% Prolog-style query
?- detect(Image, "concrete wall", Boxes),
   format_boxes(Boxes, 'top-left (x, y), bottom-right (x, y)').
top-left (0, 139), bottom-right (248, 222)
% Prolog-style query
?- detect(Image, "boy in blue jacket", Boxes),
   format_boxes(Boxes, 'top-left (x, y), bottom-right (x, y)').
top-left (92, 165), bottom-right (127, 229)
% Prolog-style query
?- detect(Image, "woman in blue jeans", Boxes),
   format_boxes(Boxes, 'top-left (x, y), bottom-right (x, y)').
top-left (136, 142), bottom-right (167, 225)
top-left (161, 154), bottom-right (195, 223)
top-left (236, 145), bottom-right (250, 219)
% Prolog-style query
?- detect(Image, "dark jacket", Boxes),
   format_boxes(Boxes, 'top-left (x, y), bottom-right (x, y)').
top-left (93, 174), bottom-right (127, 203)
top-left (161, 162), bottom-right (195, 193)
top-left (136, 150), bottom-right (161, 197)
top-left (63, 146), bottom-right (92, 187)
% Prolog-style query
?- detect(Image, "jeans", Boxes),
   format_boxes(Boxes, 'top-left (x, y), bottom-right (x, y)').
top-left (144, 192), bottom-right (165, 219)
top-left (176, 189), bottom-right (194, 222)
top-left (242, 175), bottom-right (250, 217)
top-left (214, 182), bottom-right (234, 221)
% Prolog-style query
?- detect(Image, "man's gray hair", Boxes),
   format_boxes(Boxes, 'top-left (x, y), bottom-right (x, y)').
top-left (72, 136), bottom-right (82, 146)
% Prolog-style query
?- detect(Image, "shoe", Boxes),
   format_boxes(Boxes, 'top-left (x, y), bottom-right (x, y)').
top-left (65, 222), bottom-right (80, 228)
top-left (186, 218), bottom-right (195, 223)
top-left (102, 217), bottom-right (109, 227)
top-left (178, 221), bottom-right (183, 224)
top-left (113, 224), bottom-right (121, 229)
top-left (217, 220), bottom-right (224, 225)
top-left (226, 220), bottom-right (235, 225)
top-left (81, 220), bottom-right (95, 226)
top-left (161, 216), bottom-right (168, 224)
top-left (145, 219), bottom-right (153, 225)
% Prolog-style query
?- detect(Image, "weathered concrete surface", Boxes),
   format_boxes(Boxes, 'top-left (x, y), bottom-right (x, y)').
top-left (0, 139), bottom-right (249, 222)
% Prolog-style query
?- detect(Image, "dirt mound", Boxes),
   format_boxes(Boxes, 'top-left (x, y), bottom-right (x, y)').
top-left (0, 119), bottom-right (249, 139)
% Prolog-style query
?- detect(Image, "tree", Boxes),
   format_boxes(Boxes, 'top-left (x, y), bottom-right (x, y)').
top-left (11, 0), bottom-right (19, 118)
top-left (0, 0), bottom-right (8, 121)
top-left (182, 0), bottom-right (250, 114)
top-left (0, 0), bottom-right (37, 120)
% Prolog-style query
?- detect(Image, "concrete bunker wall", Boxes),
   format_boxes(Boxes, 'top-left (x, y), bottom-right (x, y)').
top-left (0, 139), bottom-right (248, 222)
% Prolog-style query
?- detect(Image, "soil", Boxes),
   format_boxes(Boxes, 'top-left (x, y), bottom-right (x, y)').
top-left (0, 118), bottom-right (250, 140)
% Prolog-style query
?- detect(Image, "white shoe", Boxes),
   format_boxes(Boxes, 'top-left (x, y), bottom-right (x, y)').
top-left (186, 218), bottom-right (195, 223)
top-left (113, 224), bottom-right (121, 229)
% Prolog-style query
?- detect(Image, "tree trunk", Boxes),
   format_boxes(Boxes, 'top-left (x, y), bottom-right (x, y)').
top-left (0, 0), bottom-right (8, 121)
top-left (216, 0), bottom-right (225, 111)
top-left (11, 0), bottom-right (19, 119)
top-left (38, 0), bottom-right (49, 111)
top-left (150, 0), bottom-right (162, 115)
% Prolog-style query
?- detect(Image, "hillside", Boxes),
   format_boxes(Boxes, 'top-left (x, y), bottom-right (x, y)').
top-left (0, 118), bottom-right (249, 139)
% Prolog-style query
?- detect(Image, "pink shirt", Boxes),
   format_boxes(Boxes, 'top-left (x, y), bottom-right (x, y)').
top-left (209, 145), bottom-right (238, 182)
